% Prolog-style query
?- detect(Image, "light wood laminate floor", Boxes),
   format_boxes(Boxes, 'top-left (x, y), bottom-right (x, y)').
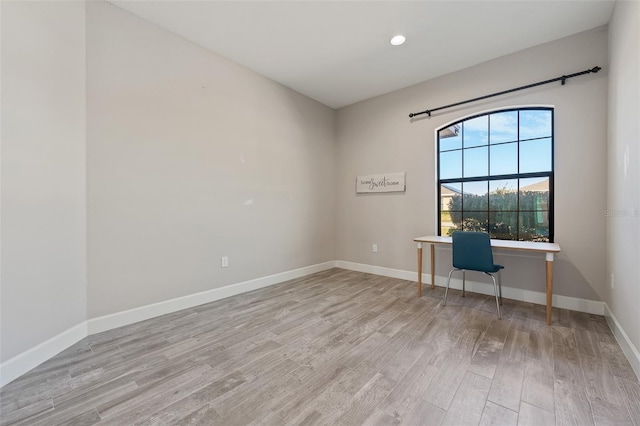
top-left (1, 268), bottom-right (639, 425)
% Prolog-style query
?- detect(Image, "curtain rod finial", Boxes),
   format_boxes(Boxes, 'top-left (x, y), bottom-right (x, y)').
top-left (591, 66), bottom-right (602, 73)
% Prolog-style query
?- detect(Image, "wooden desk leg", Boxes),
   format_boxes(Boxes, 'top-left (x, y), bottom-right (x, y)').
top-left (546, 252), bottom-right (554, 325)
top-left (430, 244), bottom-right (435, 289)
top-left (417, 243), bottom-right (423, 297)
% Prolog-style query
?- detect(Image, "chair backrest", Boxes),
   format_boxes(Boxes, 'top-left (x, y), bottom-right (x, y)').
top-left (452, 231), bottom-right (495, 272)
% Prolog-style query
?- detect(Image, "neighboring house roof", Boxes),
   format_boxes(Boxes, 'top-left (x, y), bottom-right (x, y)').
top-left (520, 180), bottom-right (549, 192)
top-left (441, 184), bottom-right (462, 195)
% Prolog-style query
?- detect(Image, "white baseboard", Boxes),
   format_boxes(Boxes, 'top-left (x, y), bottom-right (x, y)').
top-left (0, 322), bottom-right (87, 388)
top-left (0, 260), bottom-right (614, 389)
top-left (604, 304), bottom-right (640, 380)
top-left (335, 260), bottom-right (417, 282)
top-left (335, 260), bottom-right (604, 315)
top-left (1, 261), bottom-right (335, 388)
top-left (87, 261), bottom-right (336, 335)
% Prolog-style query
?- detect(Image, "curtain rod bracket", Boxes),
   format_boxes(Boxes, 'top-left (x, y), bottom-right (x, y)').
top-left (409, 109), bottom-right (430, 119)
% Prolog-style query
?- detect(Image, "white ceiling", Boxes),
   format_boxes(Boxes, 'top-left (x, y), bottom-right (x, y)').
top-left (109, 1), bottom-right (615, 109)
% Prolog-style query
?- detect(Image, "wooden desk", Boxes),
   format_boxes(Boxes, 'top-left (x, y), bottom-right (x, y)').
top-left (413, 235), bottom-right (561, 325)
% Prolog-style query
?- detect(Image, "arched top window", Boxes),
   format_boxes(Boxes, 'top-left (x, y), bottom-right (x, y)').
top-left (437, 107), bottom-right (554, 242)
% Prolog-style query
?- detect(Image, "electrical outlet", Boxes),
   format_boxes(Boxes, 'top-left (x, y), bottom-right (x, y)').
top-left (610, 273), bottom-right (614, 290)
top-left (372, 244), bottom-right (378, 253)
top-left (221, 256), bottom-right (228, 268)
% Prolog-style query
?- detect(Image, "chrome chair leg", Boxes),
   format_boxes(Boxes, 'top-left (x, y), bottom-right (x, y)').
top-left (486, 273), bottom-right (501, 319)
top-left (443, 269), bottom-right (456, 306)
top-left (498, 270), bottom-right (503, 305)
top-left (462, 270), bottom-right (466, 297)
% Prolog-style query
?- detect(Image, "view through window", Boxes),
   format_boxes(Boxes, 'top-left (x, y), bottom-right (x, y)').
top-left (437, 108), bottom-right (553, 242)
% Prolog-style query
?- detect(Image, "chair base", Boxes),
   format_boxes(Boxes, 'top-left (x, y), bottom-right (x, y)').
top-left (443, 269), bottom-right (503, 319)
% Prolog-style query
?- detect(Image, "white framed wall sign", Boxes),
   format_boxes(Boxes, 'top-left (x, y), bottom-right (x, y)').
top-left (356, 172), bottom-right (406, 193)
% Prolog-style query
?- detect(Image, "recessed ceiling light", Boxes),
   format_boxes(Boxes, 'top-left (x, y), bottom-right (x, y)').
top-left (390, 35), bottom-right (406, 46)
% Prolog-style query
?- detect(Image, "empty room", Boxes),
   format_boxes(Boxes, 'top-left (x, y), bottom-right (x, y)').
top-left (1, 0), bottom-right (639, 425)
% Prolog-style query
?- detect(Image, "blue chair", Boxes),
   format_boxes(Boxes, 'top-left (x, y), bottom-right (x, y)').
top-left (443, 231), bottom-right (504, 318)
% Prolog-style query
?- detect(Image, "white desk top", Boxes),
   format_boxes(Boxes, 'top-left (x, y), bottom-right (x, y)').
top-left (413, 235), bottom-right (561, 253)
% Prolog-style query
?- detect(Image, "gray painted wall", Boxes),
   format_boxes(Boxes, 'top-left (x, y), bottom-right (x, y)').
top-left (1, 1), bottom-right (87, 362)
top-left (335, 28), bottom-right (608, 302)
top-left (606, 0), bottom-right (640, 355)
top-left (86, 2), bottom-right (336, 318)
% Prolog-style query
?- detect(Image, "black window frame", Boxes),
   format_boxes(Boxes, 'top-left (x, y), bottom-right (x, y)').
top-left (436, 107), bottom-right (554, 243)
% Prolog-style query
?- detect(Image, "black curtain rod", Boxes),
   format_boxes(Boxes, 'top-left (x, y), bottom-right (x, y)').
top-left (408, 66), bottom-right (601, 118)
